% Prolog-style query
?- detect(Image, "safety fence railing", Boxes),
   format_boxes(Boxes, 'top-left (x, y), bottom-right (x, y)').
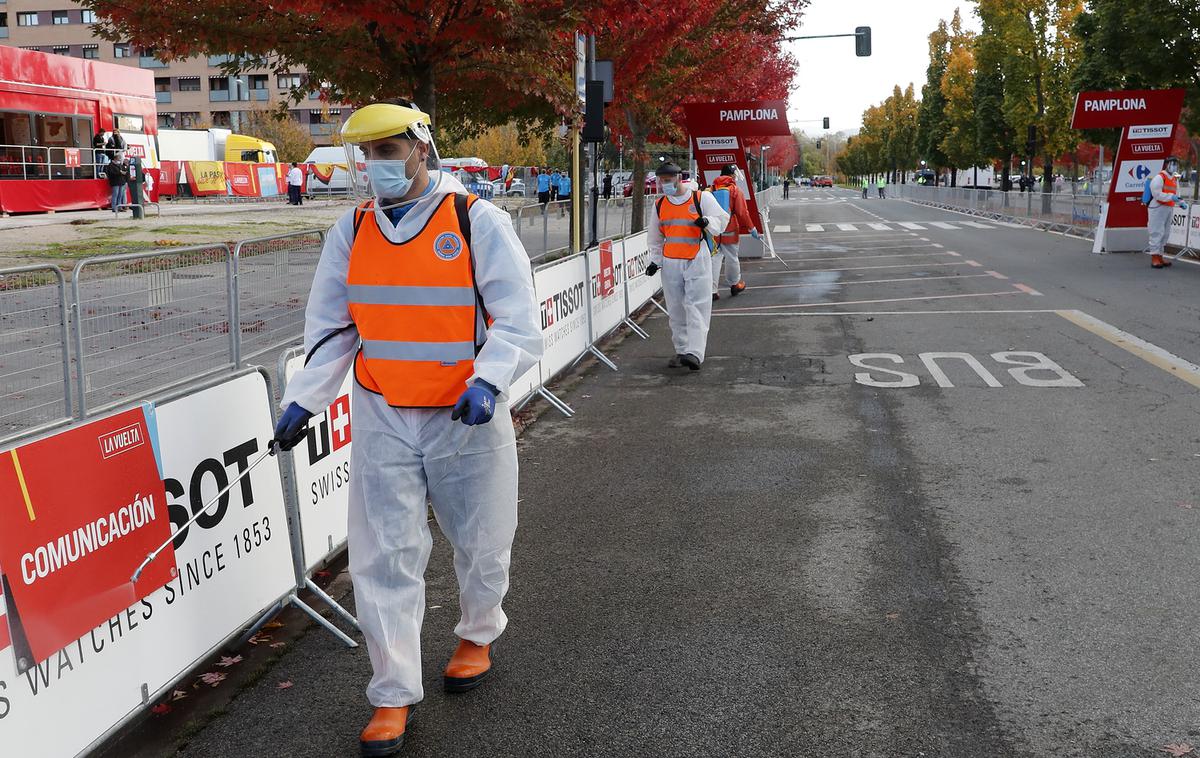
top-left (513, 193), bottom-right (662, 263)
top-left (0, 265), bottom-right (73, 441)
top-left (896, 183), bottom-right (1104, 239)
top-left (232, 230), bottom-right (326, 366)
top-left (0, 231), bottom-right (662, 758)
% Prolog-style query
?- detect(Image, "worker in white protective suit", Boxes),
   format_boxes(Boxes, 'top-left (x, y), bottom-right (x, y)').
top-left (645, 162), bottom-right (729, 371)
top-left (272, 101), bottom-right (542, 757)
top-left (1146, 155), bottom-right (1188, 269)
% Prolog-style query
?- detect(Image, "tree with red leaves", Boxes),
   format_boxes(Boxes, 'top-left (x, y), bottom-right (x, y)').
top-left (82, 0), bottom-right (585, 132)
top-left (592, 0), bottom-right (802, 230)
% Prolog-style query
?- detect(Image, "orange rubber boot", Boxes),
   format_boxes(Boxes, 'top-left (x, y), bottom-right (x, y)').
top-left (1151, 254), bottom-right (1166, 269)
top-left (444, 639), bottom-right (492, 693)
top-left (730, 280), bottom-right (747, 297)
top-left (360, 706), bottom-right (412, 757)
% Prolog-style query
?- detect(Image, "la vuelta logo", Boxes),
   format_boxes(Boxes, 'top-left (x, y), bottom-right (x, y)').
top-left (305, 394), bottom-right (351, 465)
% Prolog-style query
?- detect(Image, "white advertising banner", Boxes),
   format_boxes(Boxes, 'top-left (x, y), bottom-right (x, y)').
top-left (1167, 204), bottom-right (1191, 248)
top-left (621, 233), bottom-right (659, 314)
top-left (284, 356), bottom-right (353, 573)
top-left (587, 240), bottom-right (626, 340)
top-left (0, 372), bottom-right (295, 758)
top-left (534, 254), bottom-right (590, 383)
top-left (508, 364), bottom-right (540, 406)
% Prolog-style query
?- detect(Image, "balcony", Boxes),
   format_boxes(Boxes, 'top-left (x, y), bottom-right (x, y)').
top-left (209, 91), bottom-right (231, 102)
top-left (0, 29), bottom-right (8, 39)
top-left (207, 54), bottom-right (232, 66)
top-left (309, 123), bottom-right (336, 136)
top-left (155, 91), bottom-right (172, 104)
top-left (139, 56), bottom-right (167, 69)
top-left (252, 89), bottom-right (269, 102)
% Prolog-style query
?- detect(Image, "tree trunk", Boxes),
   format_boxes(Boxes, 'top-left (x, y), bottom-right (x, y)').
top-left (950, 168), bottom-right (958, 187)
top-left (625, 109), bottom-right (649, 234)
top-left (414, 65), bottom-right (437, 128)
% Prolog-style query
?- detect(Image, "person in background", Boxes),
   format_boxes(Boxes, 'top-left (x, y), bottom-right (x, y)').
top-left (877, 176), bottom-right (886, 198)
top-left (536, 168), bottom-right (551, 208)
top-left (644, 162), bottom-right (729, 372)
top-left (92, 129), bottom-right (109, 176)
top-left (558, 172), bottom-right (572, 217)
top-left (602, 171), bottom-right (613, 200)
top-left (708, 165), bottom-right (755, 300)
top-left (105, 127), bottom-right (126, 160)
top-left (782, 176), bottom-right (791, 199)
top-left (104, 151), bottom-right (129, 213)
top-left (287, 162), bottom-right (304, 206)
top-left (550, 169), bottom-right (562, 202)
top-left (1147, 155), bottom-right (1188, 269)
top-left (861, 176), bottom-right (869, 198)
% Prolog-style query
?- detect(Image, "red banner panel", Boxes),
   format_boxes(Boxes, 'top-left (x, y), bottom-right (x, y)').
top-left (0, 407), bottom-right (174, 667)
top-left (1071, 89), bottom-right (1186, 130)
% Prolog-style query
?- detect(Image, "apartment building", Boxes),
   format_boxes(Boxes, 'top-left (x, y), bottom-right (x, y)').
top-left (0, 0), bottom-right (347, 144)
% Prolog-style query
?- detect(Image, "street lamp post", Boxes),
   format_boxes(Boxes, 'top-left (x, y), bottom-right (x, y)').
top-left (760, 145), bottom-right (771, 190)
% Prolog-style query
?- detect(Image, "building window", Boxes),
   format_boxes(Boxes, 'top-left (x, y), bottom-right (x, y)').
top-left (154, 77), bottom-right (171, 93)
top-left (17, 12), bottom-right (38, 26)
top-left (158, 113), bottom-right (176, 129)
top-left (277, 73), bottom-right (303, 90)
top-left (20, 46), bottom-right (40, 52)
top-left (82, 45), bottom-right (99, 59)
top-left (52, 10), bottom-right (69, 25)
top-left (180, 112), bottom-right (200, 128)
top-left (209, 77), bottom-right (229, 92)
top-left (178, 76), bottom-right (201, 92)
top-left (52, 45), bottom-right (70, 56)
top-left (82, 10), bottom-right (97, 24)
top-left (114, 43), bottom-right (131, 58)
top-left (211, 111), bottom-right (231, 128)
top-left (249, 74), bottom-right (269, 90)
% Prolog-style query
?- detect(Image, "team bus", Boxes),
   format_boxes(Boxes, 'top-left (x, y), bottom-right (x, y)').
top-left (0, 46), bottom-right (158, 214)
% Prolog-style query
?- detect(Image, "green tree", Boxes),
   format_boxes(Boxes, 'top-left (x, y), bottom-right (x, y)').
top-left (916, 19), bottom-right (951, 181)
top-left (939, 25), bottom-right (981, 182)
top-left (973, 5), bottom-right (1017, 190)
top-left (242, 108), bottom-right (315, 163)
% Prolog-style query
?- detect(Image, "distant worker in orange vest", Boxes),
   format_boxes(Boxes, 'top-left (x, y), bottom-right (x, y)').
top-left (273, 101), bottom-right (542, 757)
top-left (708, 165), bottom-right (758, 301)
top-left (1146, 155), bottom-right (1188, 269)
top-left (645, 161), bottom-right (729, 371)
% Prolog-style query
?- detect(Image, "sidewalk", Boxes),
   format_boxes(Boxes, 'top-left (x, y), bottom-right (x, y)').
top-left (145, 232), bottom-right (1009, 757)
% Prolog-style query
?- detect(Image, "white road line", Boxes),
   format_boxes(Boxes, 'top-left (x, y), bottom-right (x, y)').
top-left (836, 223), bottom-right (858, 231)
top-left (965, 260), bottom-right (983, 267)
top-left (755, 261), bottom-right (972, 276)
top-left (774, 225), bottom-right (792, 233)
top-left (946, 252), bottom-right (962, 257)
top-left (961, 221), bottom-right (995, 229)
top-left (929, 222), bottom-right (959, 229)
top-left (868, 223), bottom-right (892, 231)
top-left (771, 251), bottom-right (957, 263)
top-left (716, 290), bottom-right (1027, 313)
top-left (931, 243), bottom-right (944, 248)
top-left (711, 308), bottom-right (1061, 317)
top-left (1057, 309), bottom-right (1200, 390)
top-left (1013, 283), bottom-right (1043, 296)
top-left (898, 222), bottom-right (926, 230)
top-left (745, 273), bottom-right (994, 291)
top-left (986, 270), bottom-right (1009, 279)
top-left (806, 224), bottom-right (824, 232)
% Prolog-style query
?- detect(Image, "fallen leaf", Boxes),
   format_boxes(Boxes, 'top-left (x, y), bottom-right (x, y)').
top-left (277, 680), bottom-right (294, 690)
top-left (216, 655), bottom-right (243, 668)
top-left (314, 570), bottom-right (331, 579)
top-left (270, 642), bottom-right (287, 649)
top-left (248, 633), bottom-right (272, 646)
top-left (170, 689), bottom-right (188, 701)
top-left (199, 672), bottom-right (227, 687)
top-left (1161, 744), bottom-right (1194, 757)
top-left (263, 621), bottom-right (285, 629)
top-left (885, 612), bottom-right (900, 620)
top-left (151, 704), bottom-right (172, 715)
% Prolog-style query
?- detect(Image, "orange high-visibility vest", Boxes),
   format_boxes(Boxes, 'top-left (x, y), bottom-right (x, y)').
top-left (656, 191), bottom-right (705, 260)
top-left (346, 193), bottom-right (484, 408)
top-left (1159, 171), bottom-right (1178, 206)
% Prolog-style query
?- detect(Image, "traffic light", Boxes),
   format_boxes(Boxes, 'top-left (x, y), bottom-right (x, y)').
top-left (823, 117), bottom-right (830, 130)
top-left (816, 139), bottom-right (823, 149)
top-left (855, 26), bottom-right (872, 57)
top-left (583, 80), bottom-right (605, 143)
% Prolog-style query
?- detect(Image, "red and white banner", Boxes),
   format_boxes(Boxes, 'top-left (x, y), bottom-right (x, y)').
top-left (0, 406), bottom-right (173, 669)
top-left (224, 162), bottom-right (258, 197)
top-left (1071, 88), bottom-right (1186, 233)
top-left (684, 100), bottom-right (791, 234)
top-left (63, 148), bottom-right (80, 168)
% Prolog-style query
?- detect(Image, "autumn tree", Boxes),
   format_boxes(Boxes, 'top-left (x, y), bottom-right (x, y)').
top-left (916, 18), bottom-right (951, 182)
top-left (445, 123), bottom-right (549, 167)
top-left (594, 0), bottom-right (802, 231)
top-left (242, 108), bottom-right (315, 163)
top-left (82, 0), bottom-right (583, 135)
top-left (939, 18), bottom-right (980, 184)
top-left (974, 6), bottom-right (1017, 192)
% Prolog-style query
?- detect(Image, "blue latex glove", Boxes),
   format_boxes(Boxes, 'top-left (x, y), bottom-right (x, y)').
top-left (273, 402), bottom-right (313, 451)
top-left (451, 380), bottom-right (498, 426)
top-left (750, 229), bottom-right (761, 240)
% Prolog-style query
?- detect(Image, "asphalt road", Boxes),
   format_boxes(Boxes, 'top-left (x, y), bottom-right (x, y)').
top-left (166, 187), bottom-right (1200, 757)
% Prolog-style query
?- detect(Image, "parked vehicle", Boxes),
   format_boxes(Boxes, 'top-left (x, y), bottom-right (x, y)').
top-left (493, 178), bottom-right (526, 197)
top-left (623, 175), bottom-right (658, 196)
top-left (158, 128), bottom-right (276, 163)
top-left (812, 175), bottom-right (833, 187)
top-left (302, 145), bottom-right (364, 195)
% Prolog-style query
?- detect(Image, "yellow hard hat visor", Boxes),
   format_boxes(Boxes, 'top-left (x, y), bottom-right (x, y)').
top-left (341, 103), bottom-right (433, 144)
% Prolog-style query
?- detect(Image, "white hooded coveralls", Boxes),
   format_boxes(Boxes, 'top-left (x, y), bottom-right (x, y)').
top-left (647, 190), bottom-right (729, 362)
top-left (282, 174), bottom-right (542, 707)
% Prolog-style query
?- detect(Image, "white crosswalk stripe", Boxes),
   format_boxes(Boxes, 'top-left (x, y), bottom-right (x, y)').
top-left (787, 221), bottom-right (1000, 233)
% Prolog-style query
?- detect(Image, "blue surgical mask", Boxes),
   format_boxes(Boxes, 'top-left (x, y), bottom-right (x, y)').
top-left (366, 145), bottom-right (420, 201)
top-left (659, 180), bottom-right (677, 195)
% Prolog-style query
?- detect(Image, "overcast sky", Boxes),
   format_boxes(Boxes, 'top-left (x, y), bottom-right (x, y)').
top-left (786, 0), bottom-right (982, 136)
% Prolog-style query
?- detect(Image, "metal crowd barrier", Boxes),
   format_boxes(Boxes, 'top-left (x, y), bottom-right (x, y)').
top-left (897, 183), bottom-right (1103, 239)
top-left (0, 265), bottom-right (73, 443)
top-left (232, 230), bottom-right (326, 366)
